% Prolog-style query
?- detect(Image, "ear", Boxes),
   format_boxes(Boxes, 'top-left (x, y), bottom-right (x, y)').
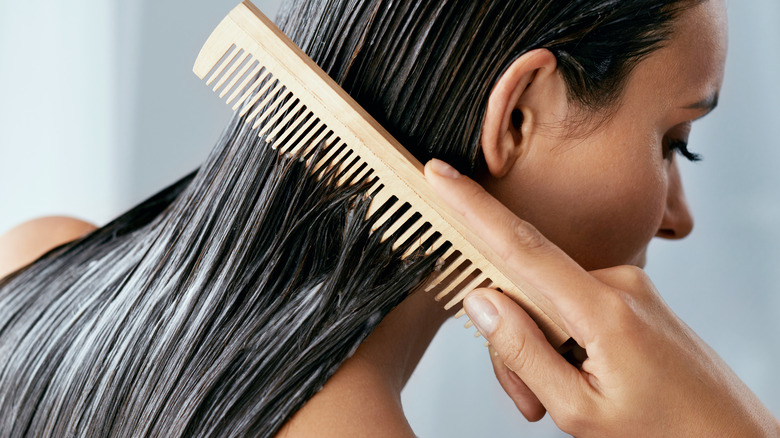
top-left (481, 49), bottom-right (560, 178)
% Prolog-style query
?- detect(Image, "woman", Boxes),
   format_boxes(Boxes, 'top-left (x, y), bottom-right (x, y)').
top-left (0, 0), bottom-right (764, 436)
top-left (275, 0), bottom-right (752, 435)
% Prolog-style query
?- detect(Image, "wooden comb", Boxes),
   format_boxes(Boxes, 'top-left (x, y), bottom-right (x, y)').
top-left (193, 0), bottom-right (571, 349)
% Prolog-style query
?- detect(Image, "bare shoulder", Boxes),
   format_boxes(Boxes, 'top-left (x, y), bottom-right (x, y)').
top-left (275, 355), bottom-right (416, 438)
top-left (0, 216), bottom-right (98, 279)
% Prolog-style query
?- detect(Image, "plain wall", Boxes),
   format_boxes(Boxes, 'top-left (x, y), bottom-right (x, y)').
top-left (0, 1), bottom-right (777, 436)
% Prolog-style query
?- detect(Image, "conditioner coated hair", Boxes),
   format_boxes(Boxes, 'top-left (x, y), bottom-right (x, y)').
top-left (0, 0), bottom-right (702, 436)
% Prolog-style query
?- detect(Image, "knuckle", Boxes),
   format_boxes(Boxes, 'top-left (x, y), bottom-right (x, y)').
top-left (600, 285), bottom-right (628, 310)
top-left (501, 332), bottom-right (534, 374)
top-left (556, 396), bottom-right (596, 433)
top-left (609, 265), bottom-right (659, 305)
top-left (612, 265), bottom-right (651, 290)
top-left (498, 219), bottom-right (547, 263)
top-left (555, 408), bottom-right (584, 433)
top-left (602, 287), bottom-right (635, 322)
top-left (510, 219), bottom-right (547, 251)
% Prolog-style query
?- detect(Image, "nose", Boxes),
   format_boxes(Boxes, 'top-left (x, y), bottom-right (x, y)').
top-left (655, 160), bottom-right (694, 240)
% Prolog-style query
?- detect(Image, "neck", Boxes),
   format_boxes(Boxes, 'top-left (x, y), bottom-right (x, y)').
top-left (352, 286), bottom-right (455, 394)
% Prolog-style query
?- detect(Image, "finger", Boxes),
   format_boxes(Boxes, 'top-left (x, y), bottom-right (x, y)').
top-left (464, 288), bottom-right (590, 414)
top-left (488, 345), bottom-right (547, 422)
top-left (425, 159), bottom-right (605, 339)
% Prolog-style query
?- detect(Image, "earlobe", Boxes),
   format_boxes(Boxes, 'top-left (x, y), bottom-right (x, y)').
top-left (481, 49), bottom-right (559, 178)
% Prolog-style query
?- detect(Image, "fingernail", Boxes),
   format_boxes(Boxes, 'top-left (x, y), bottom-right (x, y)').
top-left (464, 294), bottom-right (499, 336)
top-left (428, 159), bottom-right (460, 179)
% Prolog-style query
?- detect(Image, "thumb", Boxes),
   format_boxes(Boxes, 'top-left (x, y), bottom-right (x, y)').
top-left (464, 289), bottom-right (587, 413)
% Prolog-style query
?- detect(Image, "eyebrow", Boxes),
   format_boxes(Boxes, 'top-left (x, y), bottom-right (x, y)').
top-left (684, 92), bottom-right (719, 118)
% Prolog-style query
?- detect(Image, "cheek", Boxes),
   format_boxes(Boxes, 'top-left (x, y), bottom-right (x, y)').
top-left (576, 170), bottom-right (667, 268)
top-left (485, 148), bottom-right (668, 270)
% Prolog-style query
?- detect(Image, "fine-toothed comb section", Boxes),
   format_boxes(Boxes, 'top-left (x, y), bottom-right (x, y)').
top-left (194, 0), bottom-right (571, 349)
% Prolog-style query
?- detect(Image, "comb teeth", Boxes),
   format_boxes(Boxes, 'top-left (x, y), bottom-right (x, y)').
top-left (193, 0), bottom-right (570, 348)
top-left (201, 37), bottom-right (508, 316)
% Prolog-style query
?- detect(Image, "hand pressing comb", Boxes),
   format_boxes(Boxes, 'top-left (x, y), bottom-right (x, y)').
top-left (193, 0), bottom-right (572, 349)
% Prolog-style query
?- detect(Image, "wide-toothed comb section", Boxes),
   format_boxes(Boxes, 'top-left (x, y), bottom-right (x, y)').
top-left (325, 148), bottom-right (354, 181)
top-left (299, 128), bottom-right (333, 161)
top-left (256, 93), bottom-right (297, 133)
top-left (263, 100), bottom-right (304, 141)
top-left (282, 118), bottom-right (322, 155)
top-left (203, 44), bottom-right (240, 87)
top-left (424, 249), bottom-right (462, 293)
top-left (392, 220), bottom-right (431, 252)
top-left (379, 206), bottom-right (417, 243)
top-left (399, 226), bottom-right (439, 258)
top-left (335, 154), bottom-right (363, 186)
top-left (227, 63), bottom-right (265, 105)
top-left (246, 83), bottom-right (283, 124)
top-left (275, 112), bottom-right (315, 154)
top-left (433, 263), bottom-right (474, 302)
top-left (213, 49), bottom-right (250, 92)
top-left (343, 162), bottom-right (371, 187)
top-left (193, 0), bottom-right (571, 348)
top-left (311, 139), bottom-right (345, 175)
top-left (241, 75), bottom-right (277, 117)
top-left (220, 56), bottom-right (257, 99)
top-left (445, 275), bottom-right (493, 310)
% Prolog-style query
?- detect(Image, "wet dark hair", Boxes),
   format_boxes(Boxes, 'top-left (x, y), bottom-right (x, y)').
top-left (0, 0), bottom-right (700, 436)
top-left (278, 0), bottom-right (702, 174)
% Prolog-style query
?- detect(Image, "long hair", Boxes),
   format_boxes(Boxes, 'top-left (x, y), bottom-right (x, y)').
top-left (0, 0), bottom-right (699, 436)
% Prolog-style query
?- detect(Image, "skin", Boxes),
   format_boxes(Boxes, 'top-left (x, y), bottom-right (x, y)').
top-left (6, 1), bottom-right (774, 436)
top-left (282, 1), bottom-right (778, 436)
top-left (478, 0), bottom-right (727, 270)
top-left (429, 159), bottom-right (780, 436)
top-left (0, 216), bottom-right (96, 280)
top-left (449, 0), bottom-right (777, 434)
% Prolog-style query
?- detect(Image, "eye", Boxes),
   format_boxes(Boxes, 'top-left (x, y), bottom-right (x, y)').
top-left (662, 122), bottom-right (701, 162)
top-left (664, 138), bottom-right (702, 162)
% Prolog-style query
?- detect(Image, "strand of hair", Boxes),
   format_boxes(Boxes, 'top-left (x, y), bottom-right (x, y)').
top-left (237, 72), bottom-right (275, 114)
top-left (400, 226), bottom-right (438, 258)
top-left (278, 115), bottom-right (319, 155)
top-left (245, 81), bottom-right (281, 121)
top-left (380, 208), bottom-right (419, 243)
top-left (365, 186), bottom-right (394, 220)
top-left (219, 54), bottom-right (254, 98)
top-left (311, 141), bottom-right (346, 175)
top-left (424, 252), bottom-right (462, 293)
top-left (275, 111), bottom-right (314, 153)
top-left (299, 129), bottom-right (332, 161)
top-left (267, 104), bottom-right (307, 147)
top-left (258, 95), bottom-right (299, 135)
top-left (227, 64), bottom-right (265, 105)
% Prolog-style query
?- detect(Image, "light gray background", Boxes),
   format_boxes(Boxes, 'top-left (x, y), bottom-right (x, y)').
top-left (0, 1), bottom-right (777, 436)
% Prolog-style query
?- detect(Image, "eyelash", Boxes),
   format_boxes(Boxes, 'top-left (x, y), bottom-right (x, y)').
top-left (666, 139), bottom-right (702, 162)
